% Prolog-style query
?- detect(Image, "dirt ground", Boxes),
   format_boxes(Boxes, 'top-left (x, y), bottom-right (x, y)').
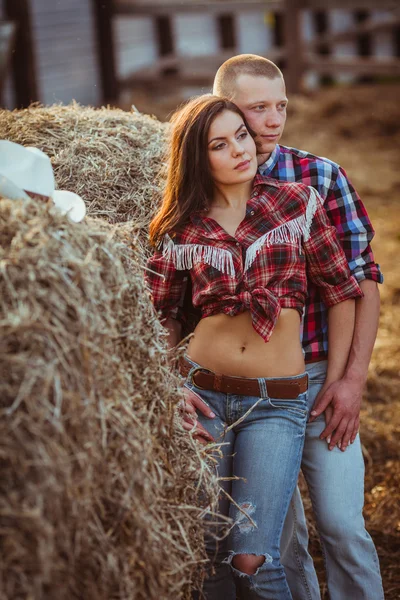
top-left (130, 82), bottom-right (400, 598)
top-left (284, 83), bottom-right (400, 600)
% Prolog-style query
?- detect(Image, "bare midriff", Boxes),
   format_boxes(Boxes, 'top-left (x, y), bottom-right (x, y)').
top-left (187, 308), bottom-right (305, 378)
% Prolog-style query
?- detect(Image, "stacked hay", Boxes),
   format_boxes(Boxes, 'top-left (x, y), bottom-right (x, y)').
top-left (0, 103), bottom-right (168, 242)
top-left (0, 197), bottom-right (218, 600)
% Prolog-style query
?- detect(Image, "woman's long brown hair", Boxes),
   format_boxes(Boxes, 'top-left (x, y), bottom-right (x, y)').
top-left (149, 95), bottom-right (254, 247)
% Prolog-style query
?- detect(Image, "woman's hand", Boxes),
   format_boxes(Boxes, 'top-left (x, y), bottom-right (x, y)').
top-left (178, 386), bottom-right (216, 445)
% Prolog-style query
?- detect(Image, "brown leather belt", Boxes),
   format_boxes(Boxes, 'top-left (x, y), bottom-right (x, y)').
top-left (180, 359), bottom-right (308, 400)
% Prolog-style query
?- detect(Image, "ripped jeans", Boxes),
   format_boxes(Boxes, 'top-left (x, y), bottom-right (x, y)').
top-left (185, 357), bottom-right (308, 600)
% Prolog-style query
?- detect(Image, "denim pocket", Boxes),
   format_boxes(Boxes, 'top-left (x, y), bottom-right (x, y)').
top-left (268, 394), bottom-right (308, 416)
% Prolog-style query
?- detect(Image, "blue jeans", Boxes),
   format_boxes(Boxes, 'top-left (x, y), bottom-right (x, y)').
top-left (280, 360), bottom-right (384, 600)
top-left (184, 357), bottom-right (308, 600)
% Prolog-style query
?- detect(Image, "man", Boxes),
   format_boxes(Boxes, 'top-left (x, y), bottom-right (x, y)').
top-left (183, 55), bottom-right (384, 599)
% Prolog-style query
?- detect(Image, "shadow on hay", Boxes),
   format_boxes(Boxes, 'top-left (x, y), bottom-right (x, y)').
top-left (0, 197), bottom-right (220, 600)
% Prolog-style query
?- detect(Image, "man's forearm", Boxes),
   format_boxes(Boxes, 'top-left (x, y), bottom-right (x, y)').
top-left (344, 279), bottom-right (380, 385)
top-left (326, 299), bottom-right (356, 383)
top-left (311, 280), bottom-right (380, 449)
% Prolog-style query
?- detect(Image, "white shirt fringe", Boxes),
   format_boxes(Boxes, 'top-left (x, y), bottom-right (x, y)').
top-left (245, 186), bottom-right (319, 271)
top-left (163, 234), bottom-right (236, 277)
top-left (163, 187), bottom-right (320, 276)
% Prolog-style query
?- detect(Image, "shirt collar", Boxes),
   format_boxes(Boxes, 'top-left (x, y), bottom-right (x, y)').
top-left (252, 172), bottom-right (280, 190)
top-left (258, 144), bottom-right (281, 177)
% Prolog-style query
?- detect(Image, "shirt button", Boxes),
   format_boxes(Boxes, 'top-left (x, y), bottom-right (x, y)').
top-left (251, 192), bottom-right (258, 198)
top-left (250, 210), bottom-right (255, 216)
top-left (236, 242), bottom-right (240, 246)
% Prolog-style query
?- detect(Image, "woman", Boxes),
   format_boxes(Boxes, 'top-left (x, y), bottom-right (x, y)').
top-left (145, 96), bottom-right (362, 600)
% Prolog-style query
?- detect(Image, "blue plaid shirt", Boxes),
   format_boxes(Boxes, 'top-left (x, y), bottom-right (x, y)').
top-left (259, 144), bottom-right (383, 361)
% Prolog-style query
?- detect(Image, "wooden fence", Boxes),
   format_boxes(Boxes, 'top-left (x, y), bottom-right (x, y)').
top-left (1, 0), bottom-right (400, 108)
top-left (93, 0), bottom-right (400, 103)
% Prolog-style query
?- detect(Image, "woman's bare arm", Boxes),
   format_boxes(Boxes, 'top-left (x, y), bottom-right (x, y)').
top-left (164, 317), bottom-right (182, 349)
top-left (164, 317), bottom-right (215, 444)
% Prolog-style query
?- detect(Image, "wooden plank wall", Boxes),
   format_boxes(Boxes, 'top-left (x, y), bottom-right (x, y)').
top-left (0, 0), bottom-right (14, 108)
top-left (115, 6), bottom-right (399, 95)
top-left (116, 14), bottom-right (157, 77)
top-left (303, 7), bottom-right (398, 88)
top-left (29, 0), bottom-right (100, 106)
top-left (1, 1), bottom-right (399, 109)
top-left (114, 9), bottom-right (276, 83)
top-left (0, 0), bottom-right (101, 107)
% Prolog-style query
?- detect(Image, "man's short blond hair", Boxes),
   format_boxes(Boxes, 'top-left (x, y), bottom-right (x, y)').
top-left (213, 54), bottom-right (283, 99)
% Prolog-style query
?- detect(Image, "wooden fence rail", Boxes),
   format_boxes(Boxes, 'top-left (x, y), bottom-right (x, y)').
top-left (93, 0), bottom-right (400, 101)
top-left (2, 0), bottom-right (400, 108)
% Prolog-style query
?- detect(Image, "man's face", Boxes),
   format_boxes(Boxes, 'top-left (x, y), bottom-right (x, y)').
top-left (231, 74), bottom-right (288, 160)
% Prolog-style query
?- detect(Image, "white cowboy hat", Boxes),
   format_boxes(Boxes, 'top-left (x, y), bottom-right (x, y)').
top-left (0, 140), bottom-right (86, 223)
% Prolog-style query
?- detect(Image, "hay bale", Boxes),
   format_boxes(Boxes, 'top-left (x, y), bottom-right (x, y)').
top-left (0, 197), bottom-right (218, 600)
top-left (0, 103), bottom-right (168, 237)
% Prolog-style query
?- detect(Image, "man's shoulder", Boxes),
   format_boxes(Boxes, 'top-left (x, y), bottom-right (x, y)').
top-left (278, 145), bottom-right (340, 172)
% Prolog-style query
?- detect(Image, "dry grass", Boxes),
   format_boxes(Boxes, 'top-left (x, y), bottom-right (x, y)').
top-left (0, 103), bottom-right (168, 243)
top-left (0, 197), bottom-right (219, 600)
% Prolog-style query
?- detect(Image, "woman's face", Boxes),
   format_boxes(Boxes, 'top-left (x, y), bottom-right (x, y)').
top-left (207, 109), bottom-right (258, 186)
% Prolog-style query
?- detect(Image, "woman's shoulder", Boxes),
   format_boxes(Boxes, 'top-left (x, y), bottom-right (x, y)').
top-left (162, 220), bottom-right (205, 246)
top-left (255, 175), bottom-right (313, 215)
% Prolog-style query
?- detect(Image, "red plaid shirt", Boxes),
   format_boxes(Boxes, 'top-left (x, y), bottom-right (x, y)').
top-left (146, 175), bottom-right (363, 342)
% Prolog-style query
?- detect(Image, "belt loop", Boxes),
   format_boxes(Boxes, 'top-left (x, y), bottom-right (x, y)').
top-left (189, 366), bottom-right (210, 390)
top-left (257, 378), bottom-right (268, 398)
top-left (187, 366), bottom-right (200, 385)
top-left (185, 364), bottom-right (201, 386)
top-left (181, 356), bottom-right (204, 386)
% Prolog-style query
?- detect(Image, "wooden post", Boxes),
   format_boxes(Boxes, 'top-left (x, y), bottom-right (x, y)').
top-left (155, 15), bottom-right (176, 75)
top-left (354, 9), bottom-right (373, 83)
top-left (4, 0), bottom-right (39, 107)
top-left (313, 10), bottom-right (332, 85)
top-left (217, 14), bottom-right (236, 50)
top-left (283, 0), bottom-right (304, 93)
top-left (395, 24), bottom-right (400, 58)
top-left (0, 22), bottom-right (16, 104)
top-left (272, 11), bottom-right (285, 71)
top-left (92, 0), bottom-right (119, 104)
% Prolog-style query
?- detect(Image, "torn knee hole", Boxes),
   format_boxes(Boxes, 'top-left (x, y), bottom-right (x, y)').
top-left (232, 553), bottom-right (265, 575)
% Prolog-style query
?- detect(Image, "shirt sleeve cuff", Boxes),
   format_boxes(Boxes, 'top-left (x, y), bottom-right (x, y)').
top-left (322, 275), bottom-right (364, 307)
top-left (351, 263), bottom-right (384, 285)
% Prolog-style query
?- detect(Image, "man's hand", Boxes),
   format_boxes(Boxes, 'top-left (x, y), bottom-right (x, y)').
top-left (178, 386), bottom-right (216, 445)
top-left (309, 377), bottom-right (363, 452)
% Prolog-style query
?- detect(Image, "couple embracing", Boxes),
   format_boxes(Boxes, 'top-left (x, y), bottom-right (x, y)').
top-left (145, 55), bottom-right (384, 600)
